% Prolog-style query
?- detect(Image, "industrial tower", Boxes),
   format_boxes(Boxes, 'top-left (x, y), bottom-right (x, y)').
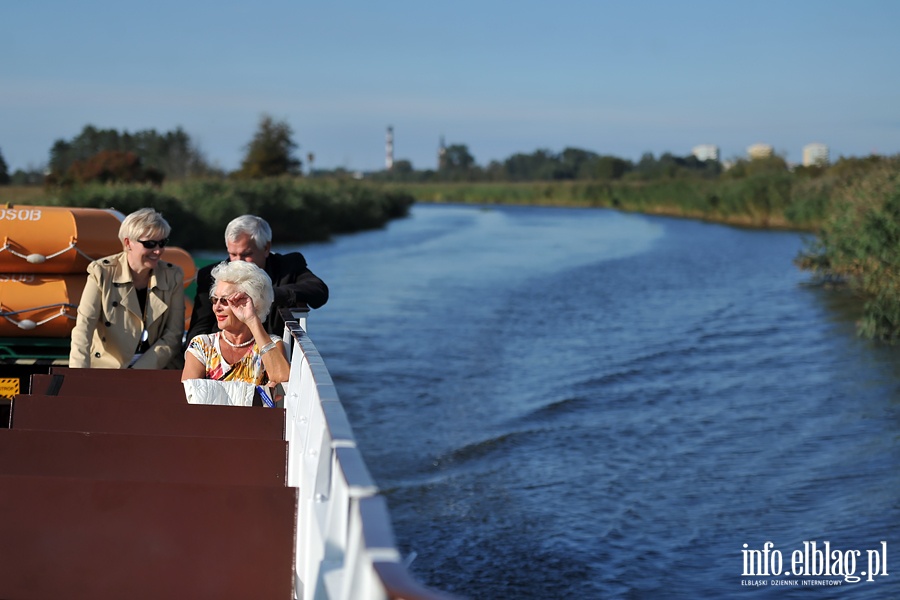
top-left (385, 126), bottom-right (394, 171)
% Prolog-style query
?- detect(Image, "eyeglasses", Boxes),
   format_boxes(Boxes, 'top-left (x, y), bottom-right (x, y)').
top-left (210, 295), bottom-right (231, 307)
top-left (137, 238), bottom-right (169, 249)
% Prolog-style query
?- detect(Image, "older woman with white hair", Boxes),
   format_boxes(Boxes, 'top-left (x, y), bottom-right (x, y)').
top-left (182, 260), bottom-right (289, 402)
top-left (70, 207), bottom-right (184, 369)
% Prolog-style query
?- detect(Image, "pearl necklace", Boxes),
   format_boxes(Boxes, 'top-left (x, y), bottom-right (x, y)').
top-left (220, 333), bottom-right (254, 348)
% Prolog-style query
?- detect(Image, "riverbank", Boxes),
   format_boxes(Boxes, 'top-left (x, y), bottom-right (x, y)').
top-left (790, 156), bottom-right (900, 340)
top-left (379, 175), bottom-right (828, 232)
top-left (0, 178), bottom-right (415, 250)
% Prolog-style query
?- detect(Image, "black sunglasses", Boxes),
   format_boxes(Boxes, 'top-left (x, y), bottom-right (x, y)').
top-left (136, 238), bottom-right (169, 249)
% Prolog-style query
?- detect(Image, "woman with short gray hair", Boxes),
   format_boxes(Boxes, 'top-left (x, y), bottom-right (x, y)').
top-left (69, 208), bottom-right (184, 368)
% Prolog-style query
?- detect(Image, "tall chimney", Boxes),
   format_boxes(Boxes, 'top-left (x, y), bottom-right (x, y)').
top-left (386, 126), bottom-right (394, 171)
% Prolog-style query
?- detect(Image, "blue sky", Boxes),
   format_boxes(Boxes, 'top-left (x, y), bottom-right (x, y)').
top-left (3, 0), bottom-right (898, 173)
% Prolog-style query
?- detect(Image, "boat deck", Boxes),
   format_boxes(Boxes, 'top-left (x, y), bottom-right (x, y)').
top-left (0, 367), bottom-right (297, 599)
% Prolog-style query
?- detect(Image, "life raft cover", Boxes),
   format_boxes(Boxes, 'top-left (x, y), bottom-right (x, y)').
top-left (161, 247), bottom-right (197, 287)
top-left (0, 264), bottom-right (194, 339)
top-left (0, 206), bottom-right (124, 274)
top-left (0, 274), bottom-right (86, 338)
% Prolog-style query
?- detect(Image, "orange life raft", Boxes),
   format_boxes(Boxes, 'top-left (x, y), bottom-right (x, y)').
top-left (161, 247), bottom-right (197, 288)
top-left (0, 206), bottom-right (125, 274)
top-left (0, 274), bottom-right (86, 338)
top-left (0, 206), bottom-right (197, 340)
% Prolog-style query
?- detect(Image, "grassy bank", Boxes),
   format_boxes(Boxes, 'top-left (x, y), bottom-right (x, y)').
top-left (384, 172), bottom-right (835, 231)
top-left (1, 178), bottom-right (415, 250)
top-left (794, 157), bottom-right (900, 340)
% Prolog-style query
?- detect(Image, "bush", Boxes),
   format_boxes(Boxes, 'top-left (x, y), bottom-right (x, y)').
top-left (796, 156), bottom-right (900, 340)
top-left (22, 178), bottom-right (414, 251)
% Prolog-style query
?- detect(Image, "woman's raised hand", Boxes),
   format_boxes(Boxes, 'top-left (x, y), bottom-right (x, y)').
top-left (227, 292), bottom-right (258, 324)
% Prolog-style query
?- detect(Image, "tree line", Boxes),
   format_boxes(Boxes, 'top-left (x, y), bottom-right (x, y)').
top-left (362, 143), bottom-right (890, 189)
top-left (367, 145), bottom-right (721, 183)
top-left (0, 113), bottom-right (413, 250)
top-left (2, 117), bottom-right (885, 189)
top-left (0, 114), bottom-right (302, 187)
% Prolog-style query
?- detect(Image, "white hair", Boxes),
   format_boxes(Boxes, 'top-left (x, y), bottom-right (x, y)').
top-left (210, 260), bottom-right (274, 320)
top-left (224, 215), bottom-right (272, 250)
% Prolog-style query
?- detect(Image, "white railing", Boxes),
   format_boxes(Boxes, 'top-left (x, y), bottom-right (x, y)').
top-left (280, 309), bottom-right (458, 600)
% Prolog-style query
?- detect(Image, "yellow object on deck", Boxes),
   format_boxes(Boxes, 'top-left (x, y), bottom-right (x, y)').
top-left (0, 377), bottom-right (19, 399)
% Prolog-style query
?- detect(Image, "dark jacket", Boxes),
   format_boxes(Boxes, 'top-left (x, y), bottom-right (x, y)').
top-left (185, 252), bottom-right (328, 345)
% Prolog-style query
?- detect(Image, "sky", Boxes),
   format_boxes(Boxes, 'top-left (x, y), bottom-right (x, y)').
top-left (2, 0), bottom-right (899, 174)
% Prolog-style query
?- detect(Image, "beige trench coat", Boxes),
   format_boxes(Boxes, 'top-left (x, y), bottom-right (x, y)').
top-left (69, 252), bottom-right (185, 369)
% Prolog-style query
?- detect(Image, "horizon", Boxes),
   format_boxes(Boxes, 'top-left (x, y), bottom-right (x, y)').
top-left (3, 1), bottom-right (899, 174)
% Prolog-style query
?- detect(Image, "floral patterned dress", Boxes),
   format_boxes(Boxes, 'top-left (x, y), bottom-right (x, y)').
top-left (186, 333), bottom-right (281, 385)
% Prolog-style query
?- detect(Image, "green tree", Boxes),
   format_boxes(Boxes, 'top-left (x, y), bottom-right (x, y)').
top-left (724, 155), bottom-right (788, 179)
top-left (10, 169), bottom-right (44, 185)
top-left (392, 159), bottom-right (413, 174)
top-left (67, 150), bottom-right (163, 185)
top-left (48, 125), bottom-right (212, 181)
top-left (49, 125), bottom-right (119, 176)
top-left (0, 148), bottom-right (10, 185)
top-left (632, 152), bottom-right (662, 180)
top-left (585, 155), bottom-right (631, 180)
top-left (484, 160), bottom-right (505, 181)
top-left (235, 114), bottom-right (302, 179)
top-left (826, 155), bottom-right (884, 181)
top-left (128, 127), bottom-right (213, 179)
top-left (558, 147), bottom-right (598, 180)
top-left (388, 159), bottom-right (415, 181)
top-left (503, 149), bottom-right (555, 181)
top-left (441, 144), bottom-right (475, 171)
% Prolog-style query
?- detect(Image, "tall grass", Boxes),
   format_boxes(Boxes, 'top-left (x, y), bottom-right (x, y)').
top-left (2, 178), bottom-right (414, 250)
top-left (387, 174), bottom-right (827, 230)
top-left (0, 186), bottom-right (47, 205)
top-left (796, 156), bottom-right (900, 340)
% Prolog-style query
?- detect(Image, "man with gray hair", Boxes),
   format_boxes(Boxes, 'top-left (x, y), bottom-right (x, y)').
top-left (186, 214), bottom-right (328, 344)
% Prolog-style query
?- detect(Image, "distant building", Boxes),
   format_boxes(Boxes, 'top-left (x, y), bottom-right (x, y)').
top-left (802, 143), bottom-right (829, 167)
top-left (692, 144), bottom-right (719, 162)
top-left (747, 143), bottom-right (774, 160)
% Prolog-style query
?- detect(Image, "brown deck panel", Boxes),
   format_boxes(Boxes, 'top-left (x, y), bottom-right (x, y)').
top-left (26, 372), bottom-right (64, 395)
top-left (31, 369), bottom-right (185, 399)
top-left (0, 429), bottom-right (287, 486)
top-left (11, 394), bottom-right (285, 440)
top-left (0, 474), bottom-right (296, 600)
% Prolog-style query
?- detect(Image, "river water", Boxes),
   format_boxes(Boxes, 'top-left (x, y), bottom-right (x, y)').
top-left (280, 203), bottom-right (899, 599)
